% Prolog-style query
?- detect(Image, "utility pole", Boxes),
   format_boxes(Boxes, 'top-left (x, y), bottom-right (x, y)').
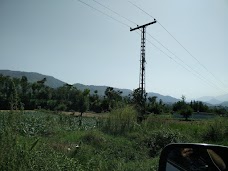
top-left (130, 19), bottom-right (156, 119)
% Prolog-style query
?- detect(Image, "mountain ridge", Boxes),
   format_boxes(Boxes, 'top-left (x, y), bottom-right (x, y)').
top-left (0, 70), bottom-right (65, 88)
top-left (73, 83), bottom-right (180, 103)
top-left (197, 95), bottom-right (228, 106)
top-left (3, 69), bottom-right (228, 104)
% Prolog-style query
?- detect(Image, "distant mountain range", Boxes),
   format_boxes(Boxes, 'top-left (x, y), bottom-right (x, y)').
top-left (1, 70), bottom-right (228, 105)
top-left (197, 95), bottom-right (228, 106)
top-left (220, 101), bottom-right (228, 107)
top-left (73, 83), bottom-right (180, 103)
top-left (0, 70), bottom-right (65, 88)
top-left (73, 83), bottom-right (132, 97)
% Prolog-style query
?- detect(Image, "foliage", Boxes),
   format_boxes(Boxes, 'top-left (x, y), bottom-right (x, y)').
top-left (131, 88), bottom-right (146, 110)
top-left (179, 104), bottom-right (193, 120)
top-left (173, 96), bottom-right (193, 120)
top-left (89, 90), bottom-right (102, 113)
top-left (0, 75), bottom-right (227, 117)
top-left (147, 96), bottom-right (167, 114)
top-left (190, 100), bottom-right (209, 112)
top-left (0, 111), bottom-right (84, 171)
top-left (1, 109), bottom-right (228, 170)
top-left (1, 75), bottom-right (228, 170)
top-left (144, 129), bottom-right (186, 157)
top-left (99, 106), bottom-right (138, 135)
top-left (213, 106), bottom-right (228, 116)
top-left (201, 118), bottom-right (228, 142)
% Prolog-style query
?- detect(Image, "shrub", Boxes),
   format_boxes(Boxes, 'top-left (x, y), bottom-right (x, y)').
top-left (99, 106), bottom-right (138, 135)
top-left (201, 119), bottom-right (228, 142)
top-left (143, 129), bottom-right (187, 157)
top-left (55, 103), bottom-right (67, 111)
top-left (81, 130), bottom-right (105, 147)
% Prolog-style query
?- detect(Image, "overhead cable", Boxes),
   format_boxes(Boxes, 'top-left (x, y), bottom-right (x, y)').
top-left (76, 0), bottom-right (226, 94)
top-left (77, 0), bottom-right (130, 28)
top-left (92, 0), bottom-right (138, 26)
top-left (128, 1), bottom-right (227, 89)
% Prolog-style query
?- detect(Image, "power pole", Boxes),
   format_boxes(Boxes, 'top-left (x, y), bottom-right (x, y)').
top-left (130, 19), bottom-right (156, 119)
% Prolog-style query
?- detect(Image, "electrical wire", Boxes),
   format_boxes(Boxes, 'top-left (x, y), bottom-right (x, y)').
top-left (127, 1), bottom-right (226, 93)
top-left (76, 0), bottom-right (227, 94)
top-left (146, 33), bottom-right (225, 92)
top-left (128, 1), bottom-right (227, 89)
top-left (92, 0), bottom-right (138, 26)
top-left (146, 39), bottom-right (226, 94)
top-left (77, 0), bottom-right (130, 28)
top-left (128, 1), bottom-right (156, 19)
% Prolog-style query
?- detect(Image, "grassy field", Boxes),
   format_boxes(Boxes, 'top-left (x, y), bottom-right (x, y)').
top-left (1, 107), bottom-right (228, 171)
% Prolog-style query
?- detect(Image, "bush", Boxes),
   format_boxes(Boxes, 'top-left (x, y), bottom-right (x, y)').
top-left (81, 130), bottom-right (105, 148)
top-left (55, 103), bottom-right (67, 111)
top-left (201, 118), bottom-right (228, 142)
top-left (99, 106), bottom-right (138, 135)
top-left (0, 111), bottom-right (84, 171)
top-left (179, 105), bottom-right (193, 120)
top-left (143, 129), bottom-right (187, 157)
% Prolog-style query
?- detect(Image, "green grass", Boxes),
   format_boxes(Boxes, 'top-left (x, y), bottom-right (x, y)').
top-left (0, 108), bottom-right (228, 170)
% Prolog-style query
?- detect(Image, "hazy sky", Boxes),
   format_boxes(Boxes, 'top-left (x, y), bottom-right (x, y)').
top-left (1, 0), bottom-right (228, 100)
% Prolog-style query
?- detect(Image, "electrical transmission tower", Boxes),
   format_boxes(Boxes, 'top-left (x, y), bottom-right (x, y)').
top-left (130, 19), bottom-right (156, 117)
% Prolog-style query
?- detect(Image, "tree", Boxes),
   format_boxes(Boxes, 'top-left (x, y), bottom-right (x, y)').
top-left (147, 96), bottom-right (166, 114)
top-left (9, 79), bottom-right (19, 110)
top-left (173, 95), bottom-right (193, 120)
top-left (148, 96), bottom-right (157, 106)
top-left (0, 75), bottom-right (10, 109)
top-left (20, 76), bottom-right (30, 109)
top-left (104, 87), bottom-right (122, 111)
top-left (179, 104), bottom-right (193, 121)
top-left (131, 88), bottom-right (147, 122)
top-left (78, 89), bottom-right (90, 126)
top-left (181, 95), bottom-right (186, 102)
top-left (89, 90), bottom-right (102, 113)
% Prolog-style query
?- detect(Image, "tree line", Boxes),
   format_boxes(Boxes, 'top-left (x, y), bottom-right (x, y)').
top-left (0, 75), bottom-right (227, 118)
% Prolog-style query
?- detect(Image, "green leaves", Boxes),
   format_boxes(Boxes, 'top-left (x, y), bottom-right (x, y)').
top-left (173, 95), bottom-right (194, 120)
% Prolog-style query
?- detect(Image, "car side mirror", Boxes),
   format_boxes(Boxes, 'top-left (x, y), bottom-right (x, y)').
top-left (158, 143), bottom-right (228, 171)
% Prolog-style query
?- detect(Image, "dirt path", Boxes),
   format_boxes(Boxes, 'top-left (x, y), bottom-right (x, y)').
top-left (0, 110), bottom-right (108, 118)
top-left (60, 111), bottom-right (108, 118)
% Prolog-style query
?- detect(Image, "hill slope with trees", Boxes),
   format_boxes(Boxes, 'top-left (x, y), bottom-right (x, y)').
top-left (0, 70), bottom-right (179, 103)
top-left (0, 70), bottom-right (65, 88)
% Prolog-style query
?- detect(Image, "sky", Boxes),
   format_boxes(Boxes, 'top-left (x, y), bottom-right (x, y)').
top-left (1, 0), bottom-right (228, 100)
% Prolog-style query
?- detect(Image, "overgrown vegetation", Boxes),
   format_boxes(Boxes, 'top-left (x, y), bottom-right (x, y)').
top-left (0, 108), bottom-right (228, 171)
top-left (1, 75), bottom-right (227, 119)
top-left (1, 74), bottom-right (228, 170)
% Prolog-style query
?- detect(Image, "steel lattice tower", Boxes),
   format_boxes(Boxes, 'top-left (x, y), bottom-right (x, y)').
top-left (130, 19), bottom-right (156, 115)
top-left (139, 27), bottom-right (146, 96)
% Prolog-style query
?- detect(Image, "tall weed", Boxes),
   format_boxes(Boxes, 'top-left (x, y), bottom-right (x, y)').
top-left (99, 106), bottom-right (138, 135)
top-left (201, 118), bottom-right (228, 142)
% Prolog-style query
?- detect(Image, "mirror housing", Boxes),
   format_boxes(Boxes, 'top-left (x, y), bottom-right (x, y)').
top-left (158, 143), bottom-right (228, 171)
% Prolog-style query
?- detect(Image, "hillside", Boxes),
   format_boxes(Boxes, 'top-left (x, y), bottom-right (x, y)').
top-left (197, 94), bottom-right (228, 105)
top-left (0, 70), bottom-right (66, 88)
top-left (206, 98), bottom-right (222, 105)
top-left (220, 101), bottom-right (228, 107)
top-left (217, 94), bottom-right (228, 102)
top-left (74, 83), bottom-right (179, 103)
top-left (1, 70), bottom-right (179, 103)
top-left (147, 92), bottom-right (179, 103)
top-left (73, 83), bottom-right (132, 97)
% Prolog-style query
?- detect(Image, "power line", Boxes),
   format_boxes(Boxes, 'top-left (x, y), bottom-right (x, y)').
top-left (77, 0), bottom-right (130, 28)
top-left (128, 1), bottom-right (156, 19)
top-left (77, 0), bottom-right (226, 94)
top-left (158, 22), bottom-right (227, 88)
top-left (128, 1), bottom-right (227, 89)
top-left (146, 33), bottom-right (225, 91)
top-left (145, 39), bottom-right (226, 94)
top-left (92, 0), bottom-right (138, 26)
